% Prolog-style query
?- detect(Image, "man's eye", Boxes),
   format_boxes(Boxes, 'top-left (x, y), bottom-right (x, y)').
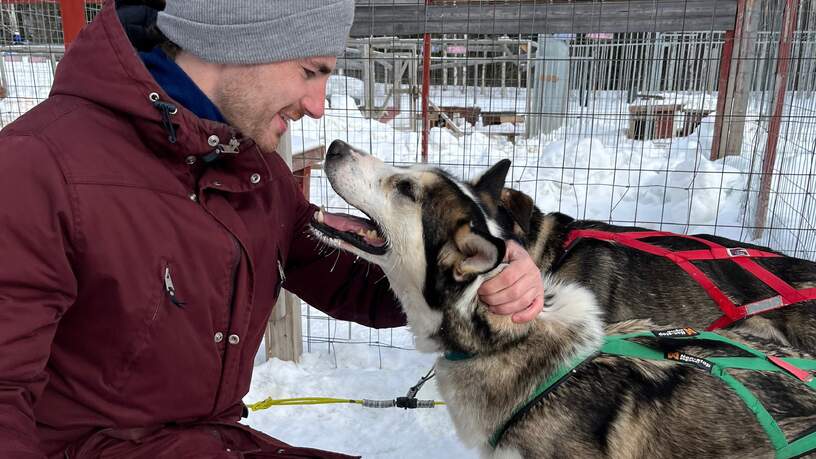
top-left (303, 68), bottom-right (316, 78)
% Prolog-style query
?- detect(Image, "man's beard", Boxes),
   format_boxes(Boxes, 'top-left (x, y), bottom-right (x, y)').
top-left (213, 77), bottom-right (280, 152)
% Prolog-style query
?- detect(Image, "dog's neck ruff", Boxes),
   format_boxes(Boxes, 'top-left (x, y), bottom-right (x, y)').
top-left (487, 327), bottom-right (816, 458)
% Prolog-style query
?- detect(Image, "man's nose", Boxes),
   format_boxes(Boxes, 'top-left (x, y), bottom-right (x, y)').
top-left (302, 81), bottom-right (328, 119)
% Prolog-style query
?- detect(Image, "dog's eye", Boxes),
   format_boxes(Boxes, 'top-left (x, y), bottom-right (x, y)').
top-left (396, 180), bottom-right (417, 201)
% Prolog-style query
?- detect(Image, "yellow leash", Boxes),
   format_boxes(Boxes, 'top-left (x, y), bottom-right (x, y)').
top-left (248, 367), bottom-right (446, 412)
top-left (248, 397), bottom-right (362, 410)
top-left (248, 396), bottom-right (446, 411)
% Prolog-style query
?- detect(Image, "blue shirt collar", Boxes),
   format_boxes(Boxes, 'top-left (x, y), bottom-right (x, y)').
top-left (139, 47), bottom-right (226, 124)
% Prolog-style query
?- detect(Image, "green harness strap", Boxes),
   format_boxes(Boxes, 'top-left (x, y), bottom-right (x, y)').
top-left (488, 329), bottom-right (816, 458)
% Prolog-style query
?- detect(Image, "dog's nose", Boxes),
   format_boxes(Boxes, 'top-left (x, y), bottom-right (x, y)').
top-left (327, 139), bottom-right (351, 160)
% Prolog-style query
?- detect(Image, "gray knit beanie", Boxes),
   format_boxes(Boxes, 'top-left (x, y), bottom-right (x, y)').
top-left (156, 0), bottom-right (355, 65)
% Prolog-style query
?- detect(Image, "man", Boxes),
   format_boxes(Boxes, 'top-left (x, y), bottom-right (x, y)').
top-left (0, 1), bottom-right (545, 457)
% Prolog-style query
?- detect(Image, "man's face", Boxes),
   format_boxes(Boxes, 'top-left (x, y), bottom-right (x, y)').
top-left (212, 56), bottom-right (336, 152)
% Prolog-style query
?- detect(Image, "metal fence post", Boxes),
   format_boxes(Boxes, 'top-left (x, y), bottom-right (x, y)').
top-left (59, 0), bottom-right (85, 46)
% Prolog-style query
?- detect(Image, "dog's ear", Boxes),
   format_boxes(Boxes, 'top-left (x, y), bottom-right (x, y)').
top-left (500, 188), bottom-right (535, 234)
top-left (451, 224), bottom-right (506, 281)
top-left (473, 159), bottom-right (511, 203)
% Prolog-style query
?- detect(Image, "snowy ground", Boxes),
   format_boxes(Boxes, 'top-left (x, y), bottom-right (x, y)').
top-left (3, 52), bottom-right (815, 458)
top-left (244, 330), bottom-right (472, 458)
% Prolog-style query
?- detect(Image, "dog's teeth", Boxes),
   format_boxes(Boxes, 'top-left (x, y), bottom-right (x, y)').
top-left (316, 210), bottom-right (325, 223)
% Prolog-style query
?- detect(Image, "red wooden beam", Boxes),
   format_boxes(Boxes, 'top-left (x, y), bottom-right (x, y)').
top-left (59, 0), bottom-right (87, 46)
top-left (754, 0), bottom-right (800, 237)
top-left (420, 32), bottom-right (431, 163)
top-left (420, 0), bottom-right (432, 163)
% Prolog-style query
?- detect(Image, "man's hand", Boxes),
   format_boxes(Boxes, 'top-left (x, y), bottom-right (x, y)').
top-left (478, 240), bottom-right (544, 323)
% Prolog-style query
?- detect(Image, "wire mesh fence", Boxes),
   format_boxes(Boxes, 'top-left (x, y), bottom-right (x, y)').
top-left (0, 1), bottom-right (101, 125)
top-left (297, 0), bottom-right (816, 354)
top-left (1, 0), bottom-right (814, 356)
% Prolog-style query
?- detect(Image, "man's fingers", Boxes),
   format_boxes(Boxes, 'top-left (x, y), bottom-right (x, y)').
top-left (479, 272), bottom-right (534, 306)
top-left (511, 295), bottom-right (544, 323)
top-left (477, 264), bottom-right (525, 296)
top-left (486, 286), bottom-right (537, 315)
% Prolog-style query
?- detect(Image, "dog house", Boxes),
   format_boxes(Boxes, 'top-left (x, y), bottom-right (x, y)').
top-left (627, 103), bottom-right (683, 141)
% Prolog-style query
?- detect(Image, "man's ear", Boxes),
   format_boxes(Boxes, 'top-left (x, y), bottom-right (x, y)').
top-left (500, 188), bottom-right (535, 234)
top-left (452, 224), bottom-right (506, 282)
top-left (473, 159), bottom-right (511, 203)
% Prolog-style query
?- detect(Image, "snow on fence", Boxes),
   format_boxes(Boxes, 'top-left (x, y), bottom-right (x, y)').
top-left (1, 0), bottom-right (815, 357)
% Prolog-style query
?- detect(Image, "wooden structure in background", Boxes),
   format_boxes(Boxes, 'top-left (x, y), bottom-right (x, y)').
top-left (482, 112), bottom-right (525, 126)
top-left (679, 108), bottom-right (714, 137)
top-left (264, 132), bottom-right (326, 363)
top-left (428, 101), bottom-right (465, 137)
top-left (352, 0), bottom-right (738, 36)
top-left (711, 0), bottom-right (759, 160)
top-left (627, 104), bottom-right (683, 141)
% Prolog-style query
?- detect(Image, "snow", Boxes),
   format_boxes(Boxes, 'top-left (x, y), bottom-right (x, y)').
top-left (326, 75), bottom-right (365, 108)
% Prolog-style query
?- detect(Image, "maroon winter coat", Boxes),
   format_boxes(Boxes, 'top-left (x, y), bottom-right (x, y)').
top-left (0, 2), bottom-right (405, 458)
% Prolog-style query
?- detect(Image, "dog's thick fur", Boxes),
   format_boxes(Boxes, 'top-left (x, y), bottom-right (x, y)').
top-left (497, 185), bottom-right (816, 354)
top-left (311, 141), bottom-right (816, 458)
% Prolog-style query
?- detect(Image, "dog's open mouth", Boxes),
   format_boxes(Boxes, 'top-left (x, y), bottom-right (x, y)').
top-left (311, 208), bottom-right (388, 255)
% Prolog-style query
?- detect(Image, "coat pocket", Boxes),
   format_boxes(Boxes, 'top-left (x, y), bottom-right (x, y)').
top-left (108, 258), bottom-right (170, 391)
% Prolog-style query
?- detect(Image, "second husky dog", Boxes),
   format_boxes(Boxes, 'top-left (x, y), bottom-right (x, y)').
top-left (495, 179), bottom-right (816, 354)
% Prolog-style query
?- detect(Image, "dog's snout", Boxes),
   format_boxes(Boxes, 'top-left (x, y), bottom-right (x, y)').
top-left (327, 139), bottom-right (352, 160)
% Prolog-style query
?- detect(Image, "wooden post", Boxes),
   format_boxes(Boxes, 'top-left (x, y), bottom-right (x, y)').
top-left (59, 0), bottom-right (86, 46)
top-left (410, 44), bottom-right (418, 132)
top-left (442, 35), bottom-right (448, 91)
top-left (461, 34), bottom-right (468, 95)
top-left (753, 0), bottom-right (800, 239)
top-left (481, 49), bottom-right (487, 95)
top-left (525, 39), bottom-right (533, 136)
top-left (394, 60), bottom-right (402, 113)
top-left (264, 129), bottom-right (303, 362)
top-left (362, 43), bottom-right (372, 118)
top-left (501, 47), bottom-right (507, 98)
top-left (711, 0), bottom-right (758, 160)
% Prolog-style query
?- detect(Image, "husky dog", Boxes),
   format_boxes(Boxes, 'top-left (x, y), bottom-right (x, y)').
top-left (310, 140), bottom-right (816, 458)
top-left (495, 184), bottom-right (816, 354)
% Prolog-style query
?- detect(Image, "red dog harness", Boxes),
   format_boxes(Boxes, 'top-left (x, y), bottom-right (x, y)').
top-left (564, 230), bottom-right (816, 330)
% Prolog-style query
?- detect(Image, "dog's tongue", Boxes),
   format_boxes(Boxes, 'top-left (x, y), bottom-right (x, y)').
top-left (322, 212), bottom-right (364, 232)
top-left (317, 210), bottom-right (386, 248)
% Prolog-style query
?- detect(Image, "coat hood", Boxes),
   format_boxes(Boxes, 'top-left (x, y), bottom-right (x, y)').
top-left (49, 0), bottom-right (247, 162)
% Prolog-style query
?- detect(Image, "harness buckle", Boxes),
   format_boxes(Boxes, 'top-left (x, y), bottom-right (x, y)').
top-left (726, 247), bottom-right (750, 257)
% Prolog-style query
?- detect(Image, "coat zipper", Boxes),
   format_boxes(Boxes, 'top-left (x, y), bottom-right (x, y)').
top-left (164, 264), bottom-right (186, 308)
